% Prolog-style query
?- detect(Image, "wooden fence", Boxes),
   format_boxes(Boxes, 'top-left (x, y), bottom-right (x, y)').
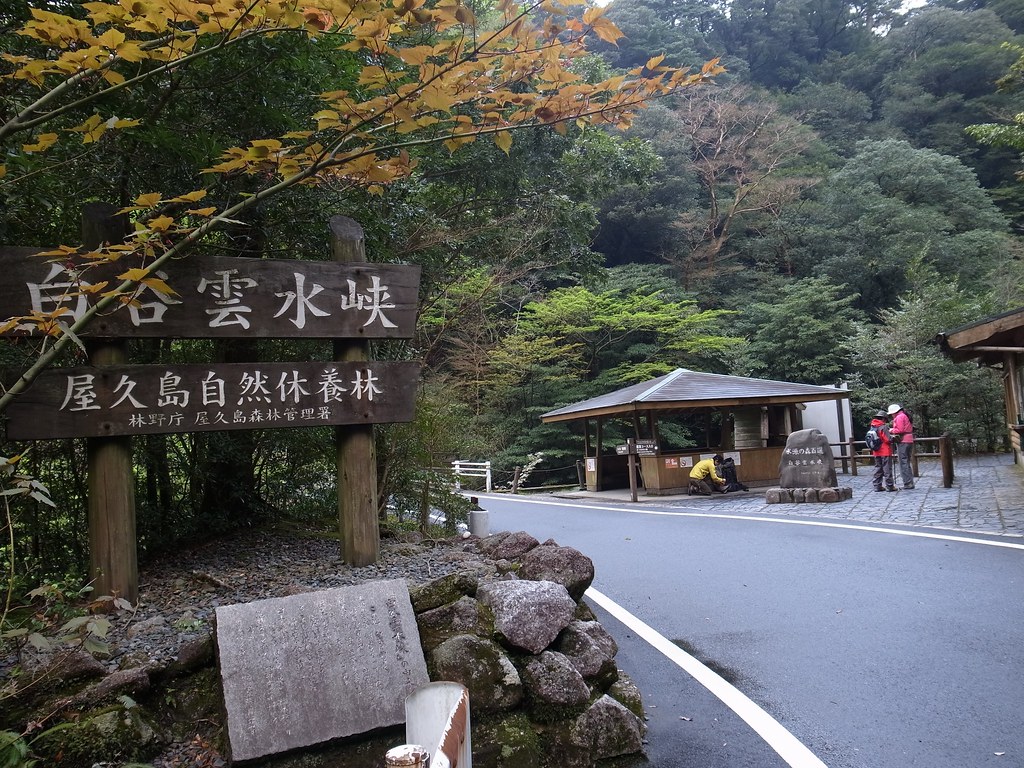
top-left (831, 433), bottom-right (954, 488)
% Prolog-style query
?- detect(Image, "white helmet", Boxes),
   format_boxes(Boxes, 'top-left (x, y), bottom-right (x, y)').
top-left (887, 403), bottom-right (902, 415)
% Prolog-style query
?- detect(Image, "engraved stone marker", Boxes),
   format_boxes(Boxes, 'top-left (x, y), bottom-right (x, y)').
top-left (216, 580), bottom-right (429, 762)
top-left (778, 428), bottom-right (838, 488)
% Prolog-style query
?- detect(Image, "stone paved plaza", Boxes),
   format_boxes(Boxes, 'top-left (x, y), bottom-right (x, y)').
top-left (554, 453), bottom-right (1024, 538)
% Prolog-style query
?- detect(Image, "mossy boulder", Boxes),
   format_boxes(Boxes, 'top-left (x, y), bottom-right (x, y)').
top-left (472, 712), bottom-right (543, 768)
top-left (155, 667), bottom-right (224, 741)
top-left (556, 621), bottom-right (619, 691)
top-left (416, 595), bottom-right (491, 651)
top-left (430, 634), bottom-right (523, 714)
top-left (571, 695), bottom-right (645, 762)
top-left (517, 651), bottom-right (591, 724)
top-left (409, 572), bottom-right (479, 612)
top-left (33, 702), bottom-right (165, 768)
top-left (607, 674), bottom-right (644, 721)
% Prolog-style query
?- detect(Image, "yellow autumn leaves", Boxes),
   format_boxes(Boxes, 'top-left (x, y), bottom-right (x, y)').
top-left (1, 0), bottom-right (723, 313)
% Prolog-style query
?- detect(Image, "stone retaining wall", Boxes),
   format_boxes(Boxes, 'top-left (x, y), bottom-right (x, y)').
top-left (411, 530), bottom-right (646, 768)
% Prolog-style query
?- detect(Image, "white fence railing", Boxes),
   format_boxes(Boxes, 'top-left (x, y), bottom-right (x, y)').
top-left (451, 460), bottom-right (491, 493)
top-left (385, 682), bottom-right (471, 768)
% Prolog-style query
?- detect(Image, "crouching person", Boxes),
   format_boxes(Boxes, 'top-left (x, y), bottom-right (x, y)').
top-left (689, 454), bottom-right (726, 495)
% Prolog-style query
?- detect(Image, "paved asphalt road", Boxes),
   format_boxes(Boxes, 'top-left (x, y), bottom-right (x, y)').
top-left (473, 486), bottom-right (1024, 768)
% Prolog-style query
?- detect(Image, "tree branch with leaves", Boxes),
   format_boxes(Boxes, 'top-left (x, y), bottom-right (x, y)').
top-left (0, 0), bottom-right (724, 414)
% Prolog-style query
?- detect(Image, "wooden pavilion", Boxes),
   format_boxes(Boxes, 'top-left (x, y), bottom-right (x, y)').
top-left (540, 368), bottom-right (850, 494)
top-left (937, 307), bottom-right (1024, 463)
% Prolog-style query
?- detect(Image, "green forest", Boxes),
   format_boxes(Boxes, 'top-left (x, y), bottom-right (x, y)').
top-left (2, 0), bottom-right (1024, 585)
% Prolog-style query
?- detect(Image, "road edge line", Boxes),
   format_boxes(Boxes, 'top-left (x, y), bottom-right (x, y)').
top-left (586, 586), bottom-right (829, 768)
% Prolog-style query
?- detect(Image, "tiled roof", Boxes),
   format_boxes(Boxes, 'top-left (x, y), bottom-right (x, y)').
top-left (540, 368), bottom-right (848, 422)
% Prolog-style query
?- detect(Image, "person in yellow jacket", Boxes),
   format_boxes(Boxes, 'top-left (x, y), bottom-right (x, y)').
top-left (689, 454), bottom-right (726, 495)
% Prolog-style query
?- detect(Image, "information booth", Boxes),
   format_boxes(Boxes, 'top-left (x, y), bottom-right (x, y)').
top-left (543, 369), bottom-right (851, 495)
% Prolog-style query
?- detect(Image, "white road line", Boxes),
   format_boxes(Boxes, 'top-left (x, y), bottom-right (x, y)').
top-left (586, 586), bottom-right (829, 768)
top-left (470, 493), bottom-right (1024, 551)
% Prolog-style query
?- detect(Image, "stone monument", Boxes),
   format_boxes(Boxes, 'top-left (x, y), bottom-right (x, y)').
top-left (767, 428), bottom-right (851, 503)
top-left (216, 579), bottom-right (429, 762)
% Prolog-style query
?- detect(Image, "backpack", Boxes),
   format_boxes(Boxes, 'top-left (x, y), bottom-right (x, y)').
top-left (720, 457), bottom-right (748, 492)
top-left (864, 425), bottom-right (885, 451)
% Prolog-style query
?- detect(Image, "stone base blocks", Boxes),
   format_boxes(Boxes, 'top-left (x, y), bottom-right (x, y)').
top-left (765, 486), bottom-right (853, 503)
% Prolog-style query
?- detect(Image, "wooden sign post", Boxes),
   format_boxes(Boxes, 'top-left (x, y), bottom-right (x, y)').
top-left (330, 216), bottom-right (381, 567)
top-left (82, 203), bottom-right (138, 602)
top-left (2, 214), bottom-right (421, 597)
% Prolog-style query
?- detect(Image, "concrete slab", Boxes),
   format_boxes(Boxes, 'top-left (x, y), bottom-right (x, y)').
top-left (216, 579), bottom-right (428, 762)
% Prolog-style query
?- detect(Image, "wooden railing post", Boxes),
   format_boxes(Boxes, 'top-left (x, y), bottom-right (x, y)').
top-left (331, 216), bottom-right (379, 566)
top-left (82, 202), bottom-right (138, 603)
top-left (848, 437), bottom-right (858, 476)
top-left (939, 433), bottom-right (954, 488)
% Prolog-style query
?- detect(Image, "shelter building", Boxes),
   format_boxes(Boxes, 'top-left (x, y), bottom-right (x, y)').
top-left (937, 307), bottom-right (1024, 464)
top-left (540, 368), bottom-right (851, 494)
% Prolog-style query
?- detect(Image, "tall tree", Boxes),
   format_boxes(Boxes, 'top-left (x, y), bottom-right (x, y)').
top-left (722, 0), bottom-right (901, 89)
top-left (778, 139), bottom-right (1011, 314)
top-left (666, 83), bottom-right (818, 289)
top-left (731, 276), bottom-right (858, 385)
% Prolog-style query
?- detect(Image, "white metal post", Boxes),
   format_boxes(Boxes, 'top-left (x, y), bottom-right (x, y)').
top-left (405, 682), bottom-right (472, 768)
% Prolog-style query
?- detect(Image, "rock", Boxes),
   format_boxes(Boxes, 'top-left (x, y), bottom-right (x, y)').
top-left (778, 428), bottom-right (837, 488)
top-left (518, 651), bottom-right (591, 723)
top-left (556, 621), bottom-right (618, 689)
top-left (126, 615), bottom-right (167, 639)
top-left (159, 632), bottom-right (215, 680)
top-left (409, 571), bottom-right (479, 613)
top-left (608, 673), bottom-right (644, 720)
top-left (477, 531), bottom-right (540, 561)
top-left (33, 703), bottom-right (165, 768)
top-left (571, 694), bottom-right (645, 761)
top-left (477, 580), bottom-right (576, 654)
top-left (518, 544), bottom-right (594, 601)
top-left (470, 712), bottom-right (543, 768)
top-left (416, 595), bottom-right (489, 651)
top-left (21, 647), bottom-right (107, 688)
top-left (430, 634), bottom-right (523, 714)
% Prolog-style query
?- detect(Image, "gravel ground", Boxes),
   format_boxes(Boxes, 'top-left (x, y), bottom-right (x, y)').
top-left (5, 528), bottom-right (498, 767)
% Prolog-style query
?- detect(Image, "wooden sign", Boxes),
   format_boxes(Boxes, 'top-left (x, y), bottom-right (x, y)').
top-left (0, 247), bottom-right (420, 339)
top-left (4, 361), bottom-right (420, 439)
top-left (615, 439), bottom-right (657, 456)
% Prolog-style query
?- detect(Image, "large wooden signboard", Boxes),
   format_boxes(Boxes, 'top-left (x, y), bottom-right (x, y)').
top-left (4, 361), bottom-right (419, 440)
top-left (2, 213), bottom-right (415, 591)
top-left (0, 248), bottom-right (420, 339)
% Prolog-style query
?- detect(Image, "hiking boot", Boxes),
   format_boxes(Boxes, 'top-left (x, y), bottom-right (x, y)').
top-left (904, 484), bottom-right (915, 490)
top-left (874, 487), bottom-right (884, 492)
top-left (886, 487), bottom-right (898, 492)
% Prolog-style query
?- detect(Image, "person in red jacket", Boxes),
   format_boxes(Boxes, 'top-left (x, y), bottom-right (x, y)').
top-left (869, 411), bottom-right (897, 492)
top-left (887, 403), bottom-right (915, 490)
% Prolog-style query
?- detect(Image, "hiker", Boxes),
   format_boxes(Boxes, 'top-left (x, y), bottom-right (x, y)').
top-left (689, 454), bottom-right (726, 495)
top-left (867, 410), bottom-right (897, 492)
top-left (887, 403), bottom-right (915, 489)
